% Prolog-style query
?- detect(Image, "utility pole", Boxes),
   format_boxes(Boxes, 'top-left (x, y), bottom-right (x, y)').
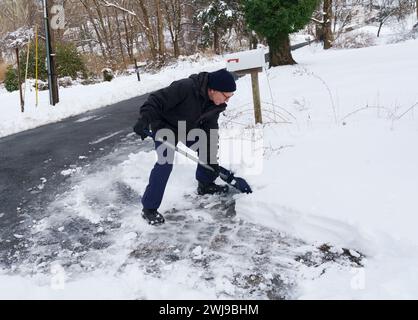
top-left (42, 0), bottom-right (59, 106)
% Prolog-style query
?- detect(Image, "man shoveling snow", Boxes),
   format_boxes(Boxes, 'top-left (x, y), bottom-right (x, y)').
top-left (133, 69), bottom-right (251, 225)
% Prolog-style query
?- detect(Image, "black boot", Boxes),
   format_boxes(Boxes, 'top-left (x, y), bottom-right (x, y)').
top-left (197, 182), bottom-right (229, 195)
top-left (142, 208), bottom-right (165, 225)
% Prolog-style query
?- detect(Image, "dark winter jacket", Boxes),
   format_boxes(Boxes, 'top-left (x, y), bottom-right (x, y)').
top-left (139, 72), bottom-right (226, 166)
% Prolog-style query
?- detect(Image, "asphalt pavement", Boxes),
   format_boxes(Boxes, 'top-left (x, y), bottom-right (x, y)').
top-left (0, 94), bottom-right (148, 259)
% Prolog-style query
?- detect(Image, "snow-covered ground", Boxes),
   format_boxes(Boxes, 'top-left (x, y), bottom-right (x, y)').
top-left (1, 33), bottom-right (418, 299)
top-left (226, 38), bottom-right (418, 299)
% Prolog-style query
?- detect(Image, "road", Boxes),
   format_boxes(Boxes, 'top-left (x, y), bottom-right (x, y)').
top-left (0, 94), bottom-right (147, 263)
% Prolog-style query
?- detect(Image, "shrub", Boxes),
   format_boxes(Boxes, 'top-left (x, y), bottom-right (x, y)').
top-left (19, 42), bottom-right (87, 81)
top-left (4, 66), bottom-right (19, 92)
top-left (55, 43), bottom-right (87, 79)
top-left (334, 31), bottom-right (376, 49)
top-left (102, 68), bottom-right (114, 82)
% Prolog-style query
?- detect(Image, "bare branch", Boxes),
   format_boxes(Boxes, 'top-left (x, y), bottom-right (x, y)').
top-left (97, 0), bottom-right (136, 16)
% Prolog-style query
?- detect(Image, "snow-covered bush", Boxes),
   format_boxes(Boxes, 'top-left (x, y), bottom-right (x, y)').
top-left (333, 31), bottom-right (376, 49)
top-left (34, 80), bottom-right (48, 91)
top-left (408, 22), bottom-right (418, 39)
top-left (386, 22), bottom-right (418, 43)
top-left (102, 68), bottom-right (114, 82)
top-left (80, 77), bottom-right (101, 86)
top-left (58, 76), bottom-right (73, 88)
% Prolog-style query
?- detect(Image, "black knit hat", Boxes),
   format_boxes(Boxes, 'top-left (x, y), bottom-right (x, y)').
top-left (208, 69), bottom-right (236, 92)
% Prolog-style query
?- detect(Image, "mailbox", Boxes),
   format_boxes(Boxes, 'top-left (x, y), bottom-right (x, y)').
top-left (225, 48), bottom-right (267, 124)
top-left (225, 48), bottom-right (266, 74)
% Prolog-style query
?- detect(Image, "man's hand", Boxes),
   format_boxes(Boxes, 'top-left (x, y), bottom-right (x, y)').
top-left (219, 166), bottom-right (253, 194)
top-left (231, 177), bottom-right (252, 194)
top-left (133, 118), bottom-right (149, 140)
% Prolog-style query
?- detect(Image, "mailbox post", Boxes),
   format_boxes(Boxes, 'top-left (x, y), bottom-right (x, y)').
top-left (226, 48), bottom-right (266, 124)
top-left (134, 59), bottom-right (146, 82)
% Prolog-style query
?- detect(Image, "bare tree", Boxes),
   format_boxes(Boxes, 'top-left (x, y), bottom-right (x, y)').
top-left (155, 0), bottom-right (165, 61)
top-left (376, 0), bottom-right (411, 37)
top-left (137, 0), bottom-right (159, 60)
top-left (416, 0), bottom-right (418, 19)
top-left (311, 1), bottom-right (334, 48)
top-left (163, 0), bottom-right (183, 57)
top-left (332, 0), bottom-right (363, 39)
top-left (0, 0), bottom-right (38, 33)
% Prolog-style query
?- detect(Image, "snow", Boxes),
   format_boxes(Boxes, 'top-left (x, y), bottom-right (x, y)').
top-left (2, 27), bottom-right (34, 49)
top-left (1, 31), bottom-right (418, 299)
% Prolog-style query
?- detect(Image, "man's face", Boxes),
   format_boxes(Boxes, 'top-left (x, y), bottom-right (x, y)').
top-left (208, 89), bottom-right (234, 106)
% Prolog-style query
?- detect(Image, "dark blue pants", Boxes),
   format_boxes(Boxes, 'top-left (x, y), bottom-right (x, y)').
top-left (141, 138), bottom-right (217, 210)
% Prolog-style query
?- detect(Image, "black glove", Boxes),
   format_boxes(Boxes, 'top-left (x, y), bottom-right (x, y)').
top-left (133, 118), bottom-right (149, 140)
top-left (219, 166), bottom-right (253, 194)
top-left (231, 177), bottom-right (253, 194)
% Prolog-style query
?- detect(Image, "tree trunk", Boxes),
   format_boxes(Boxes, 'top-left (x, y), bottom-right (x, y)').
top-left (269, 34), bottom-right (296, 67)
top-left (323, 0), bottom-right (333, 49)
top-left (81, 0), bottom-right (108, 59)
top-left (155, 0), bottom-right (165, 62)
top-left (136, 0), bottom-right (157, 60)
top-left (93, 0), bottom-right (112, 59)
top-left (163, 0), bottom-right (181, 58)
top-left (105, 7), bottom-right (116, 57)
top-left (82, 23), bottom-right (95, 55)
top-left (114, 8), bottom-right (127, 68)
top-left (377, 21), bottom-right (383, 37)
top-left (213, 27), bottom-right (220, 54)
top-left (122, 13), bottom-right (134, 61)
top-left (173, 35), bottom-right (180, 58)
top-left (416, 0), bottom-right (418, 20)
top-left (174, 0), bottom-right (182, 57)
top-left (313, 2), bottom-right (323, 41)
top-left (16, 48), bottom-right (24, 112)
top-left (250, 32), bottom-right (258, 50)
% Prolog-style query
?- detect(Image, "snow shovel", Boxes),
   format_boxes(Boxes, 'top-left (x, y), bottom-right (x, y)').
top-left (143, 129), bottom-right (253, 194)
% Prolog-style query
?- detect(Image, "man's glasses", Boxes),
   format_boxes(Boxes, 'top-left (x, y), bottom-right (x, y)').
top-left (220, 92), bottom-right (234, 100)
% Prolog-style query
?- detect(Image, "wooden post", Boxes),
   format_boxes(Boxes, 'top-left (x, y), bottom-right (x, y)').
top-left (251, 70), bottom-right (262, 124)
top-left (16, 48), bottom-right (24, 113)
top-left (24, 39), bottom-right (31, 104)
top-left (134, 58), bottom-right (141, 81)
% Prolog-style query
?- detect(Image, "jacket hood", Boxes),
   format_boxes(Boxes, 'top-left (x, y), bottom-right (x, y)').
top-left (189, 72), bottom-right (210, 99)
top-left (189, 72), bottom-right (227, 110)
